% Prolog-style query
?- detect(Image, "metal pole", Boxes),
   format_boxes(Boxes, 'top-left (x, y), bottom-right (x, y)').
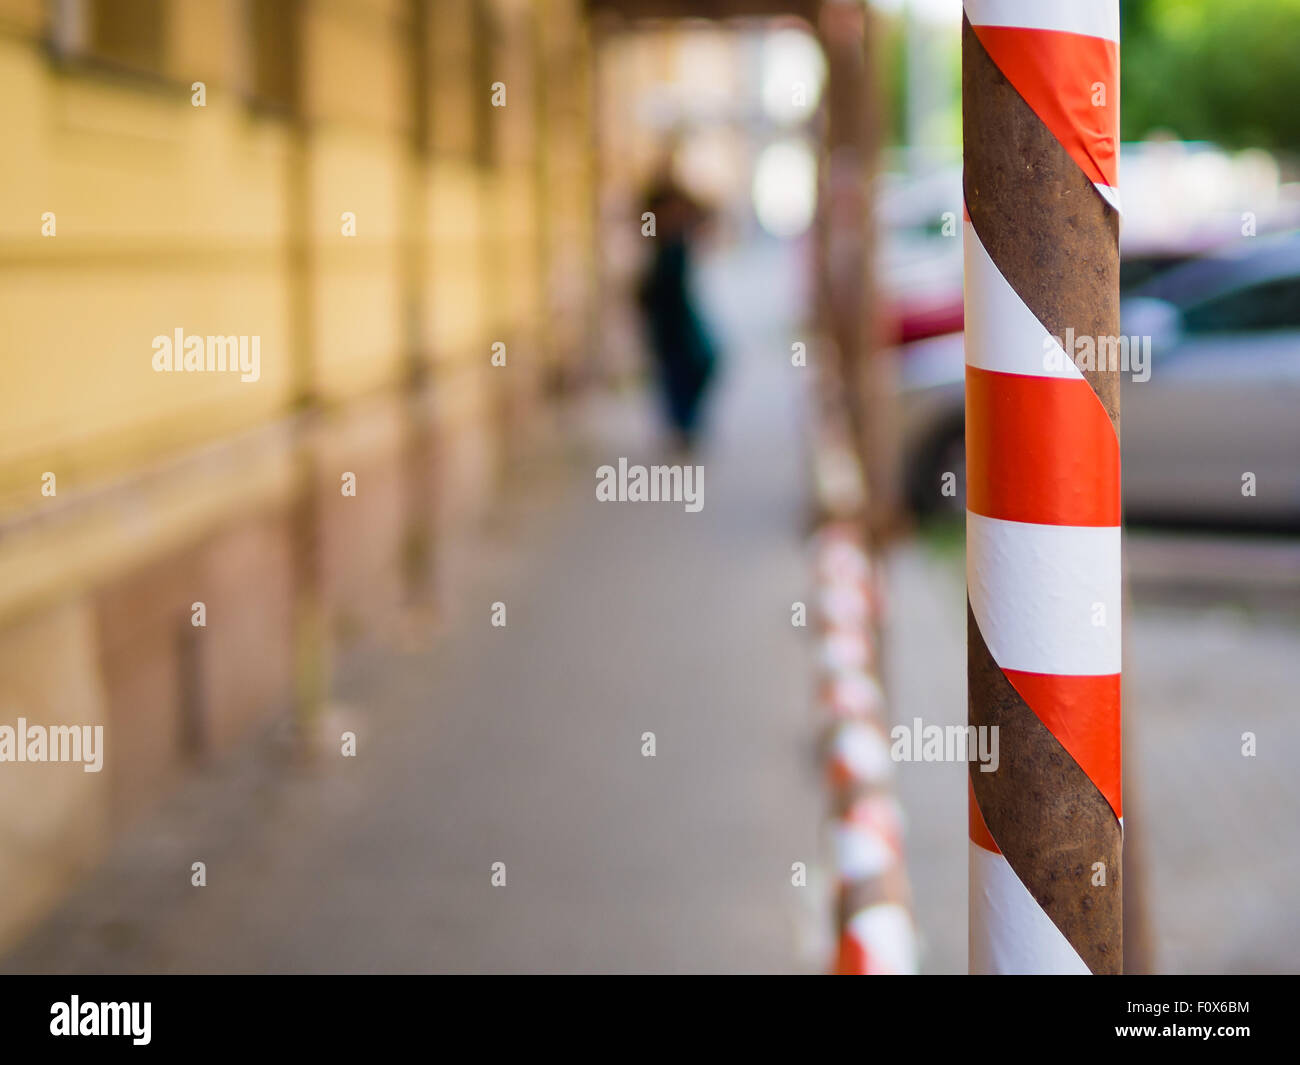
top-left (963, 0), bottom-right (1123, 974)
top-left (818, 0), bottom-right (898, 542)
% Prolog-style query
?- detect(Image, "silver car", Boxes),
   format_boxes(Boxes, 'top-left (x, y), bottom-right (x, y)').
top-left (899, 232), bottom-right (1300, 525)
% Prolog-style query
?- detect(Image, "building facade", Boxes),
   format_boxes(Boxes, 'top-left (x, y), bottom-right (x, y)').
top-left (0, 0), bottom-right (594, 948)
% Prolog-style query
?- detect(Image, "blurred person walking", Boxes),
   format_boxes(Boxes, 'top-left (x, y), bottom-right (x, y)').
top-left (636, 172), bottom-right (720, 452)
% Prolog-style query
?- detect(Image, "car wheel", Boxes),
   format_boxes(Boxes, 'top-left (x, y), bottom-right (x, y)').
top-left (911, 421), bottom-right (966, 519)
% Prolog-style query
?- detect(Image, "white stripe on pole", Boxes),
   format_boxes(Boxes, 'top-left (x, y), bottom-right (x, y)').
top-left (832, 720), bottom-right (894, 784)
top-left (969, 840), bottom-right (1091, 974)
top-left (834, 819), bottom-right (898, 882)
top-left (847, 904), bottom-right (920, 976)
top-left (963, 221), bottom-right (1083, 381)
top-left (966, 511), bottom-right (1121, 676)
top-left (963, 0), bottom-right (1119, 42)
top-left (1093, 183), bottom-right (1122, 213)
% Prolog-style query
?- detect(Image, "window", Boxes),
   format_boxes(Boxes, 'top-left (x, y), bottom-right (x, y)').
top-left (409, 0), bottom-right (431, 154)
top-left (51, 0), bottom-right (166, 76)
top-left (1120, 254), bottom-right (1193, 294)
top-left (471, 0), bottom-right (498, 167)
top-left (246, 0), bottom-right (299, 114)
top-left (1182, 276), bottom-right (1300, 333)
top-left (428, 0), bottom-right (477, 160)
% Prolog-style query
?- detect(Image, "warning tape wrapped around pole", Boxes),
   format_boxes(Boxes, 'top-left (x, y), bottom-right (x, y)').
top-left (963, 0), bottom-right (1123, 973)
top-left (810, 418), bottom-right (918, 976)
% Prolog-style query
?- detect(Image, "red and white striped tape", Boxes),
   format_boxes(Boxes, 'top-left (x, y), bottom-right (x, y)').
top-left (964, 0), bottom-right (1122, 974)
top-left (813, 522), bottom-right (918, 975)
top-left (965, 0), bottom-right (1120, 212)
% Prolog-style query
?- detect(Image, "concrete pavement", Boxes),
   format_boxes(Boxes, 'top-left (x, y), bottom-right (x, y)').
top-left (2, 240), bottom-right (832, 974)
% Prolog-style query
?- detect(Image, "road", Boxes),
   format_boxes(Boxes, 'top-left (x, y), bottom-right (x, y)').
top-left (887, 522), bottom-right (1300, 974)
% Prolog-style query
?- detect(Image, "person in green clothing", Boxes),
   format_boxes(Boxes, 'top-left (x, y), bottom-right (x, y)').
top-left (635, 171), bottom-right (720, 452)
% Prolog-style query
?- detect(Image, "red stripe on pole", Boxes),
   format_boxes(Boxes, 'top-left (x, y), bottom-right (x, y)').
top-left (835, 932), bottom-right (869, 975)
top-left (970, 26), bottom-right (1118, 190)
top-left (966, 366), bottom-right (1120, 527)
top-left (1002, 668), bottom-right (1122, 820)
top-left (968, 777), bottom-right (1000, 853)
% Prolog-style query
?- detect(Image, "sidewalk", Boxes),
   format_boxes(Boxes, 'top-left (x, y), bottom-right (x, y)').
top-left (2, 241), bottom-right (831, 974)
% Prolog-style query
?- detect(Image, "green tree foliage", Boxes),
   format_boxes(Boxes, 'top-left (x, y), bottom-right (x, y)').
top-left (1122, 0), bottom-right (1300, 151)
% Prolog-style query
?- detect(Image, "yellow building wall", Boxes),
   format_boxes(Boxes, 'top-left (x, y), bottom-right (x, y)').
top-left (0, 0), bottom-right (595, 951)
top-left (0, 31), bottom-right (295, 510)
top-left (302, 0), bottom-right (408, 403)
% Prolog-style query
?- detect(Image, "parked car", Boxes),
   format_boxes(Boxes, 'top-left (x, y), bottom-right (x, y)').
top-left (876, 163), bottom-right (964, 345)
top-left (899, 231), bottom-right (1300, 525)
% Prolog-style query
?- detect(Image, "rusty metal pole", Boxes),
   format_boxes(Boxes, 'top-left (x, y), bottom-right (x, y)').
top-left (818, 0), bottom-right (867, 437)
top-left (963, 0), bottom-right (1123, 973)
top-left (852, 1), bottom-right (902, 545)
top-left (819, 0), bottom-right (902, 542)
